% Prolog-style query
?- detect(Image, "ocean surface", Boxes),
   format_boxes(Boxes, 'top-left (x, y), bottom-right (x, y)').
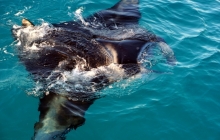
top-left (1, 0), bottom-right (220, 139)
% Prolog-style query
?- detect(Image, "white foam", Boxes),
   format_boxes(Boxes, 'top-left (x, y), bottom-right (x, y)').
top-left (13, 22), bottom-right (52, 52)
top-left (14, 6), bottom-right (31, 16)
top-left (74, 7), bottom-right (89, 26)
top-left (42, 63), bottom-right (127, 97)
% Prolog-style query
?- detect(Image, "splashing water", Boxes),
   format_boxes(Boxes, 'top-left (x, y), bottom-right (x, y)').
top-left (74, 7), bottom-right (89, 26)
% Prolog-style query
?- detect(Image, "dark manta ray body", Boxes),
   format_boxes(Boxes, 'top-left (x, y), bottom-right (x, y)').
top-left (12, 0), bottom-right (175, 139)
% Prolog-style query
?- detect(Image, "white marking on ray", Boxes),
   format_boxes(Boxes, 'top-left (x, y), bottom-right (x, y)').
top-left (41, 95), bottom-right (66, 133)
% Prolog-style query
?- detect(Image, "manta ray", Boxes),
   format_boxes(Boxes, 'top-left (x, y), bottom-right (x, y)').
top-left (12, 0), bottom-right (175, 139)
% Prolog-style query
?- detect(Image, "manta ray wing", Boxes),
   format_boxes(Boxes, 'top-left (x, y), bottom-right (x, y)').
top-left (89, 0), bottom-right (141, 25)
top-left (53, 0), bottom-right (140, 29)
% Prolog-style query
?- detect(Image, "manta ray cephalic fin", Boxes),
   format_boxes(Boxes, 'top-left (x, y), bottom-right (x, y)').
top-left (22, 18), bottom-right (35, 27)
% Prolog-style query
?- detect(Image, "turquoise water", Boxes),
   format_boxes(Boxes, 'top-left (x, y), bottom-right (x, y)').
top-left (1, 0), bottom-right (220, 139)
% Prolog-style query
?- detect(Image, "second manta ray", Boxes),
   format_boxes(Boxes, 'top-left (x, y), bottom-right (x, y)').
top-left (12, 0), bottom-right (175, 139)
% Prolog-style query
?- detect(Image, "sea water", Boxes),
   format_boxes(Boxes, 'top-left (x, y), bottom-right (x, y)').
top-left (0, 0), bottom-right (220, 139)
